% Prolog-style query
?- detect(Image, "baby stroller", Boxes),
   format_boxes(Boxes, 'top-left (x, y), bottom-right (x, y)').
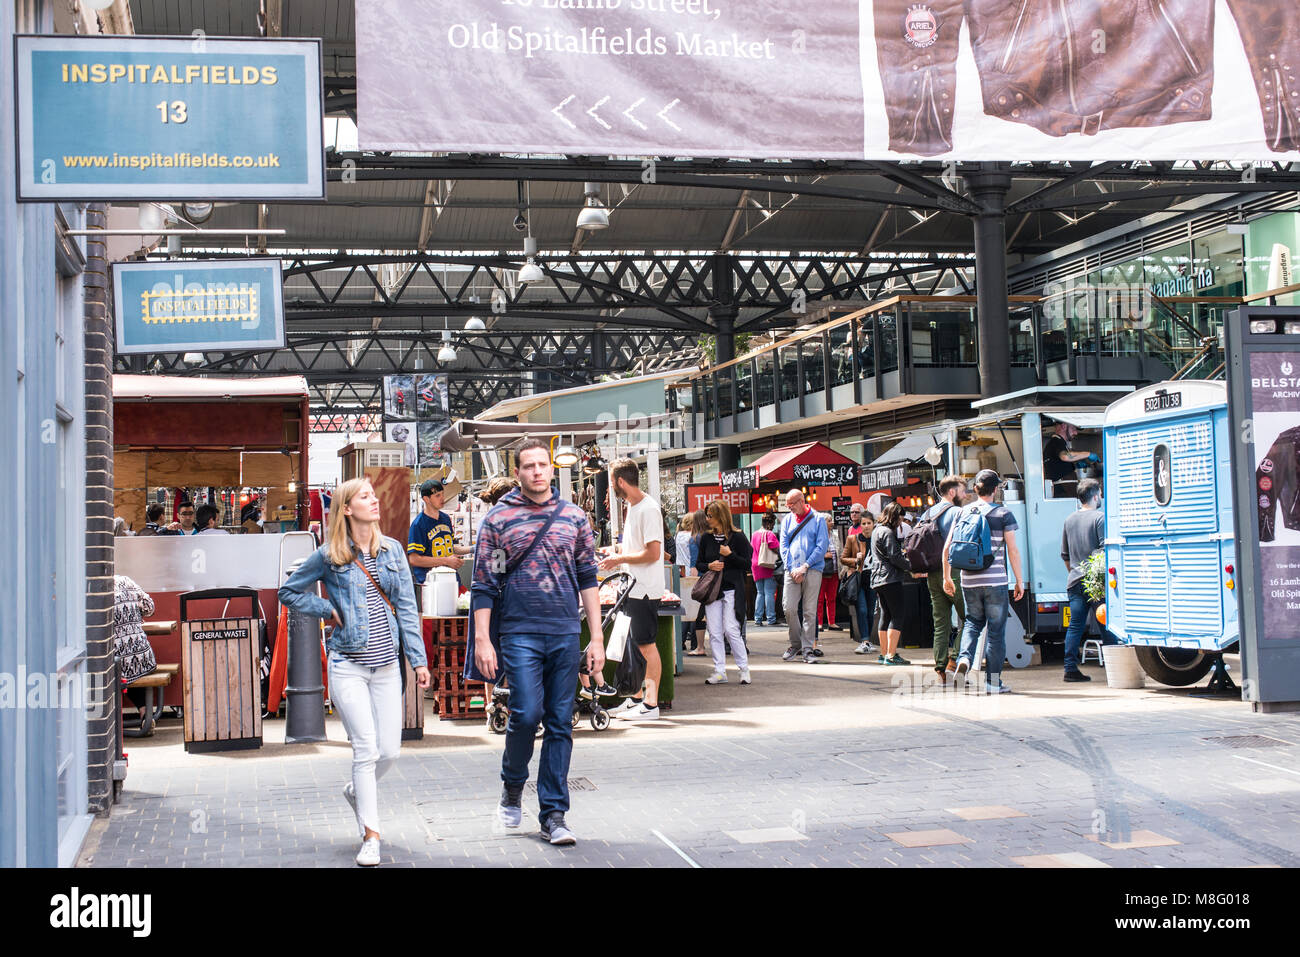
top-left (485, 571), bottom-right (634, 735)
top-left (574, 571), bottom-right (637, 732)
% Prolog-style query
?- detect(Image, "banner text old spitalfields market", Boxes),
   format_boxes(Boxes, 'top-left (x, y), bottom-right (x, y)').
top-left (447, 23), bottom-right (776, 60)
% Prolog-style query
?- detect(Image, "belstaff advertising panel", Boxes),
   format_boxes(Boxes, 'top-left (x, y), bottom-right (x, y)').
top-left (14, 35), bottom-right (325, 201)
top-left (356, 0), bottom-right (1300, 160)
top-left (111, 258), bottom-right (284, 354)
top-left (1226, 306), bottom-right (1300, 711)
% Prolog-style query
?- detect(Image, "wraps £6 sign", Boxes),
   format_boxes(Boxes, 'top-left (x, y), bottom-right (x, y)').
top-left (14, 35), bottom-right (324, 201)
top-left (112, 258), bottom-right (284, 354)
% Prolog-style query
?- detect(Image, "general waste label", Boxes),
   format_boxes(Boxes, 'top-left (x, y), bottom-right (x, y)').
top-left (14, 35), bottom-right (324, 201)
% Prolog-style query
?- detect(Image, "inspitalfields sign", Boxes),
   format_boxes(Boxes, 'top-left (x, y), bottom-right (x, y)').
top-left (112, 258), bottom-right (284, 354)
top-left (14, 35), bottom-right (324, 201)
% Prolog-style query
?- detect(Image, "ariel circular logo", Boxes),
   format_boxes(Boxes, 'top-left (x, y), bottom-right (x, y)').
top-left (904, 4), bottom-right (939, 48)
top-left (1261, 457), bottom-right (1274, 473)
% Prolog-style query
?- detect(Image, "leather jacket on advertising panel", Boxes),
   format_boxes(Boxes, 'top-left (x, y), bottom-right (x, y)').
top-left (875, 0), bottom-right (1300, 155)
top-left (1257, 427), bottom-right (1300, 542)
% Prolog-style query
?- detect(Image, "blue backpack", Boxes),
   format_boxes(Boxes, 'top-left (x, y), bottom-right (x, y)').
top-left (947, 503), bottom-right (995, 571)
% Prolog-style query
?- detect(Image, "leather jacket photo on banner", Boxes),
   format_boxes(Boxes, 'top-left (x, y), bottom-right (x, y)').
top-left (874, 0), bottom-right (1300, 155)
top-left (1257, 426), bottom-right (1300, 542)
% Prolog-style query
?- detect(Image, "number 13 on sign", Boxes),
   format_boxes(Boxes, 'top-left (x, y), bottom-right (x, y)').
top-left (156, 100), bottom-right (188, 123)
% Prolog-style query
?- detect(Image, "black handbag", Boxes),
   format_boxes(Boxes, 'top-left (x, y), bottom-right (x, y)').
top-left (840, 570), bottom-right (862, 603)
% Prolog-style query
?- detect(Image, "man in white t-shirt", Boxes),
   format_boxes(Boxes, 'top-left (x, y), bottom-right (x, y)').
top-left (597, 458), bottom-right (665, 722)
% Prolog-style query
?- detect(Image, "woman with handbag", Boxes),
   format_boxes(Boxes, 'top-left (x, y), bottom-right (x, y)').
top-left (750, 511), bottom-right (780, 626)
top-left (870, 503), bottom-right (913, 666)
top-left (696, 499), bottom-right (754, 685)
top-left (841, 511), bottom-right (877, 655)
top-left (278, 477), bottom-right (431, 867)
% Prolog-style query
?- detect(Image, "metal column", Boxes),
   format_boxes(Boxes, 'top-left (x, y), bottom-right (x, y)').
top-left (965, 165), bottom-right (1013, 399)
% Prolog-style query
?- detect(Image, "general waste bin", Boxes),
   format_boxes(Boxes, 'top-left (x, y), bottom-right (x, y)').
top-left (179, 588), bottom-right (265, 753)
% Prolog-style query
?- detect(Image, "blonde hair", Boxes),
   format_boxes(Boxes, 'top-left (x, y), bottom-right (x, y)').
top-left (326, 478), bottom-right (389, 566)
top-left (704, 498), bottom-right (736, 533)
top-left (679, 513), bottom-right (694, 533)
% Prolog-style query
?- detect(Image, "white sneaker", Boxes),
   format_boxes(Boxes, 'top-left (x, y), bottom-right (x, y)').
top-left (605, 698), bottom-right (642, 716)
top-left (343, 782), bottom-right (362, 838)
top-left (355, 836), bottom-right (380, 867)
top-left (705, 672), bottom-right (728, 684)
top-left (614, 701), bottom-right (660, 721)
top-left (739, 669), bottom-right (751, 685)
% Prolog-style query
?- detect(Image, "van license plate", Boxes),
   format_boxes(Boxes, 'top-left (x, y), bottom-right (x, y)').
top-left (1144, 392), bottom-right (1182, 413)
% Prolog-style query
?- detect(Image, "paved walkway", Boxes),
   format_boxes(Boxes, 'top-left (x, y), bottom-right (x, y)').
top-left (79, 627), bottom-right (1300, 868)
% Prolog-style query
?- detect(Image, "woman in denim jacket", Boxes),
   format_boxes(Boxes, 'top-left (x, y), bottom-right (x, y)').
top-left (279, 477), bottom-right (429, 866)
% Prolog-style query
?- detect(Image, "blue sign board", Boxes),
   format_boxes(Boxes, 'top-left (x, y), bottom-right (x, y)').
top-left (112, 258), bottom-right (285, 354)
top-left (15, 35), bottom-right (324, 201)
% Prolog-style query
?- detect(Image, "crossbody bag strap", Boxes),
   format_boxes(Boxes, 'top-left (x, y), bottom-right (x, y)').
top-left (502, 501), bottom-right (564, 584)
top-left (353, 556), bottom-right (395, 614)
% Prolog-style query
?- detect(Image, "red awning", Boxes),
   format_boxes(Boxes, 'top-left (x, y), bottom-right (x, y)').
top-left (750, 442), bottom-right (858, 484)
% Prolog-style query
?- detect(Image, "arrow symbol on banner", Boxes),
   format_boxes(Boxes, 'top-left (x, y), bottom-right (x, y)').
top-left (586, 96), bottom-right (612, 130)
top-left (657, 98), bottom-right (682, 131)
top-left (551, 95), bottom-right (577, 130)
top-left (622, 98), bottom-right (647, 131)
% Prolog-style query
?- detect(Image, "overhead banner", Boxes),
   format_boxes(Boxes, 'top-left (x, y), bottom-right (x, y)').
top-left (793, 463), bottom-right (858, 486)
top-left (15, 35), bottom-right (325, 201)
top-left (356, 0), bottom-right (1300, 160)
top-left (112, 258), bottom-right (284, 354)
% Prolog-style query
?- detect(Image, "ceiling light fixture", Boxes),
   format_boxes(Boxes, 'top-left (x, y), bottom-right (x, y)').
top-left (437, 328), bottom-right (457, 363)
top-left (518, 235), bottom-right (545, 284)
top-left (576, 181), bottom-right (609, 231)
top-left (464, 316), bottom-right (487, 332)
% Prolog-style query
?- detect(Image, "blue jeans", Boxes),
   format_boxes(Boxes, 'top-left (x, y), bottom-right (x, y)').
top-left (855, 584), bottom-right (876, 642)
top-left (1064, 582), bottom-right (1116, 672)
top-left (959, 585), bottom-right (1009, 681)
top-left (754, 576), bottom-right (777, 624)
top-left (498, 630), bottom-right (581, 822)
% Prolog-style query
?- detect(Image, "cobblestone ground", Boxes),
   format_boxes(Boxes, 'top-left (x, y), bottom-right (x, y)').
top-left (80, 629), bottom-right (1300, 868)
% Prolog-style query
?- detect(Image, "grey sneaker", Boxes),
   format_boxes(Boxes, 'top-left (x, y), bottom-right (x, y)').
top-left (853, 641), bottom-right (874, 655)
top-left (781, 647), bottom-right (801, 661)
top-left (498, 784), bottom-right (524, 829)
top-left (803, 652), bottom-right (819, 664)
top-left (985, 679), bottom-right (1011, 694)
top-left (541, 812), bottom-right (576, 846)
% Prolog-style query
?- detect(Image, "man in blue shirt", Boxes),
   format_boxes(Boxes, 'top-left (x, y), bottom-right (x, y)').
top-left (407, 478), bottom-right (471, 587)
top-left (779, 488), bottom-right (830, 664)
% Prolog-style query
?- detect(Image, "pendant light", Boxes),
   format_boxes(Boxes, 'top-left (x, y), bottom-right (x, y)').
top-left (576, 181), bottom-right (609, 230)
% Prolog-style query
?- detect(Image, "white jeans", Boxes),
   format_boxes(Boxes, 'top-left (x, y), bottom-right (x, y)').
top-left (328, 655), bottom-right (402, 835)
top-left (705, 590), bottom-right (748, 674)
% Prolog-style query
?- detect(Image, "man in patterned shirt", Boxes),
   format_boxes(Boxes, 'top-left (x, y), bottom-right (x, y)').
top-left (472, 439), bottom-right (603, 846)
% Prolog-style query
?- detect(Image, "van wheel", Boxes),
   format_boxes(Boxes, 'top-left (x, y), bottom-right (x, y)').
top-left (1134, 646), bottom-right (1213, 686)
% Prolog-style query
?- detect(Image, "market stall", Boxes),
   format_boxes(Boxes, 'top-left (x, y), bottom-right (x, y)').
top-left (112, 375), bottom-right (313, 709)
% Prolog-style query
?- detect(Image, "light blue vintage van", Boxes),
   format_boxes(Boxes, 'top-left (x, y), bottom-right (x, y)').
top-left (1101, 380), bottom-right (1236, 685)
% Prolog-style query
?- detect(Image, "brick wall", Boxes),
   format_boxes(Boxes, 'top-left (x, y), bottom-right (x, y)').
top-left (83, 203), bottom-right (118, 814)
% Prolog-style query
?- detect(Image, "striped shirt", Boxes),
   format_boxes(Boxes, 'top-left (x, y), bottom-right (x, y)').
top-left (343, 552), bottom-right (398, 667)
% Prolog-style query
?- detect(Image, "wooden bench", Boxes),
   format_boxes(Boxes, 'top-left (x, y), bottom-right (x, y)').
top-left (123, 669), bottom-right (174, 737)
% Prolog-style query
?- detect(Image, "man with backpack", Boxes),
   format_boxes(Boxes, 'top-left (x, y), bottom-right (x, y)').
top-left (942, 469), bottom-right (1024, 694)
top-left (905, 476), bottom-right (968, 683)
top-left (779, 488), bottom-right (830, 664)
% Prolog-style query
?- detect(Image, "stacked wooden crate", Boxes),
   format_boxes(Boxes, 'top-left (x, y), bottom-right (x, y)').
top-left (426, 616), bottom-right (485, 720)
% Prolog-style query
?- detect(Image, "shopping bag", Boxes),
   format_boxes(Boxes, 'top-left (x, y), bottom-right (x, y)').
top-left (605, 611), bottom-right (631, 663)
